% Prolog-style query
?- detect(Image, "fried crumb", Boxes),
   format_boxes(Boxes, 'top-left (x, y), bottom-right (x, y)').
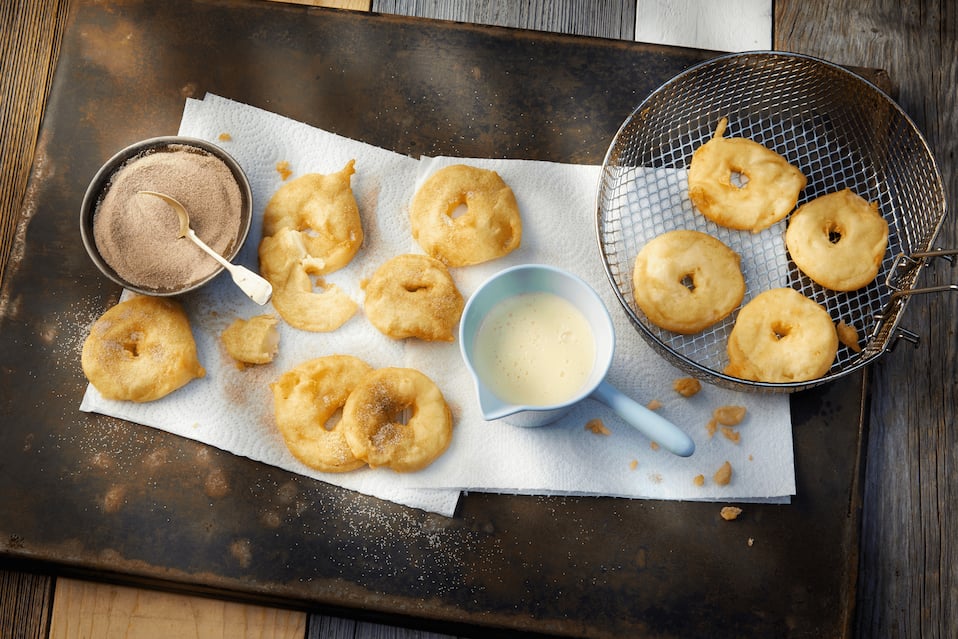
top-left (629, 459), bottom-right (639, 471)
top-left (650, 441), bottom-right (660, 451)
top-left (720, 426), bottom-right (741, 444)
top-left (276, 160), bottom-right (293, 180)
top-left (693, 474), bottom-right (705, 487)
top-left (218, 132), bottom-right (232, 141)
top-left (585, 418), bottom-right (611, 436)
top-left (713, 405), bottom-right (746, 426)
top-left (713, 461), bottom-right (733, 486)
top-left (706, 418), bottom-right (718, 438)
top-left (748, 454), bottom-right (754, 461)
top-left (836, 320), bottom-right (862, 352)
top-left (673, 376), bottom-right (701, 397)
top-left (646, 399), bottom-right (663, 411)
top-left (720, 506), bottom-right (743, 521)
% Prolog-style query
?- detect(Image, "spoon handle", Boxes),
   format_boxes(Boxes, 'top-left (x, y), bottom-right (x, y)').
top-left (188, 229), bottom-right (272, 305)
top-left (590, 380), bottom-right (695, 457)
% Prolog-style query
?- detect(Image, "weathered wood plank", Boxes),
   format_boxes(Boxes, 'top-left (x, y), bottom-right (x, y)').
top-left (372, 0), bottom-right (636, 39)
top-left (0, 569), bottom-right (53, 639)
top-left (776, 2), bottom-right (958, 638)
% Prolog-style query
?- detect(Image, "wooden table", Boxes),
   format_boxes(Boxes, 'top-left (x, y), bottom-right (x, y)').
top-left (2, 1), bottom-right (956, 638)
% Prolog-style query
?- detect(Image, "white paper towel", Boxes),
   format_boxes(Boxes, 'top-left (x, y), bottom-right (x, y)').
top-left (80, 94), bottom-right (795, 517)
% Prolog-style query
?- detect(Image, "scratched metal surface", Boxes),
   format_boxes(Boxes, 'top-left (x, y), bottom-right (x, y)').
top-left (0, 1), bottom-right (866, 637)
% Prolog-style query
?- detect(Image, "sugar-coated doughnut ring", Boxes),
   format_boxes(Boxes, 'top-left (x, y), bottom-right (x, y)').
top-left (270, 355), bottom-right (374, 473)
top-left (688, 118), bottom-right (807, 232)
top-left (342, 367), bottom-right (453, 472)
top-left (81, 295), bottom-right (205, 402)
top-left (363, 253), bottom-right (464, 342)
top-left (725, 288), bottom-right (838, 383)
top-left (259, 227), bottom-right (358, 332)
top-left (785, 189), bottom-right (888, 291)
top-left (632, 229), bottom-right (746, 334)
top-left (262, 160), bottom-right (363, 275)
top-left (409, 164), bottom-right (522, 267)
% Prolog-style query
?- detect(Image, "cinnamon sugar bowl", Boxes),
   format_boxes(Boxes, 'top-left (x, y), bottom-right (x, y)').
top-left (80, 136), bottom-right (252, 296)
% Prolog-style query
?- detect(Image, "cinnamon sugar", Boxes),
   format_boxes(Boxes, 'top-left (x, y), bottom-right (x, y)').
top-left (92, 144), bottom-right (244, 291)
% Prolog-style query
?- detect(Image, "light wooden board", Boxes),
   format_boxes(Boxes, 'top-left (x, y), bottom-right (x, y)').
top-left (48, 579), bottom-right (306, 639)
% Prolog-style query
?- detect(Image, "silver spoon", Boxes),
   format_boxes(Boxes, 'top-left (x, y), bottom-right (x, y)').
top-left (138, 190), bottom-right (272, 305)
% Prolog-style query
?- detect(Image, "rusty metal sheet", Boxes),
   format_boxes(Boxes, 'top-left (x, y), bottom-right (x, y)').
top-left (0, 1), bottom-right (866, 637)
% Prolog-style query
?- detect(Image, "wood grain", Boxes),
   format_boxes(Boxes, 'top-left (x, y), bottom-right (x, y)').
top-left (0, 569), bottom-right (53, 639)
top-left (776, 1), bottom-right (958, 638)
top-left (48, 579), bottom-right (306, 639)
top-left (373, 0), bottom-right (637, 39)
top-left (0, 0), bottom-right (72, 287)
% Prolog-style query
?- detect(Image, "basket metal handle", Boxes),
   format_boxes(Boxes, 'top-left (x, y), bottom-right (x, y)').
top-left (876, 248), bottom-right (957, 351)
top-left (886, 248), bottom-right (958, 299)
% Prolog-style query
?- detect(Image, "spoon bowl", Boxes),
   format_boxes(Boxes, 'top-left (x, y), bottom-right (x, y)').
top-left (138, 191), bottom-right (272, 305)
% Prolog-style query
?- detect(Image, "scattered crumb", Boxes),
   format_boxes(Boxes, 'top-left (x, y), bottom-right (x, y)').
top-left (713, 405), bottom-right (747, 426)
top-left (648, 473), bottom-right (663, 484)
top-left (693, 474), bottom-right (705, 487)
top-left (585, 418), bottom-right (611, 436)
top-left (629, 459), bottom-right (639, 471)
top-left (713, 461), bottom-right (733, 486)
top-left (218, 132), bottom-right (232, 142)
top-left (646, 399), bottom-right (663, 411)
top-left (649, 441), bottom-right (660, 451)
top-left (720, 426), bottom-right (741, 444)
top-left (747, 538), bottom-right (754, 547)
top-left (836, 320), bottom-right (862, 352)
top-left (720, 506), bottom-right (743, 521)
top-left (706, 418), bottom-right (718, 438)
top-left (276, 160), bottom-right (293, 180)
top-left (673, 376), bottom-right (701, 397)
top-left (748, 454), bottom-right (754, 461)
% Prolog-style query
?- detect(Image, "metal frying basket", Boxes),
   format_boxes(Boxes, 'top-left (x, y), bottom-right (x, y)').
top-left (596, 52), bottom-right (955, 392)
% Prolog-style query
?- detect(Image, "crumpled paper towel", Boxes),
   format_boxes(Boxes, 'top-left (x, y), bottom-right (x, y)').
top-left (80, 94), bottom-right (795, 517)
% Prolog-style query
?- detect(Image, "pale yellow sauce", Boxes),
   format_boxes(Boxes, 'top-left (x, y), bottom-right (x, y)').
top-left (473, 291), bottom-right (595, 406)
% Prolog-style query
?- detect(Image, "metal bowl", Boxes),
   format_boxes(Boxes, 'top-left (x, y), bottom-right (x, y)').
top-left (80, 136), bottom-right (253, 296)
top-left (596, 51), bottom-right (951, 392)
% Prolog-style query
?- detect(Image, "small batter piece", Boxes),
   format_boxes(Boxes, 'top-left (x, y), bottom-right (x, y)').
top-left (632, 229), bottom-right (745, 334)
top-left (725, 287), bottom-right (838, 383)
top-left (785, 188), bottom-right (888, 291)
top-left (409, 164), bottom-right (522, 266)
top-left (688, 117), bottom-right (807, 232)
top-left (81, 295), bottom-right (206, 402)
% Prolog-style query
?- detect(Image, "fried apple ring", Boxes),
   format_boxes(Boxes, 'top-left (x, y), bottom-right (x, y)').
top-left (725, 288), bottom-right (838, 383)
top-left (271, 355), bottom-right (374, 473)
top-left (363, 253), bottom-right (464, 341)
top-left (785, 189), bottom-right (888, 291)
top-left (259, 227), bottom-right (358, 332)
top-left (81, 295), bottom-right (205, 402)
top-left (262, 160), bottom-right (363, 275)
top-left (409, 164), bottom-right (522, 266)
top-left (632, 230), bottom-right (745, 334)
top-left (688, 118), bottom-right (807, 232)
top-left (342, 367), bottom-right (453, 472)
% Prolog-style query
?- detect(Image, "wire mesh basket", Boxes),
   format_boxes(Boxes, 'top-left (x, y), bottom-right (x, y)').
top-left (596, 51), bottom-right (953, 392)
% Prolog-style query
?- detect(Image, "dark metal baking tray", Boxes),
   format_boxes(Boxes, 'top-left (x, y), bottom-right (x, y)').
top-left (0, 1), bottom-right (868, 637)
